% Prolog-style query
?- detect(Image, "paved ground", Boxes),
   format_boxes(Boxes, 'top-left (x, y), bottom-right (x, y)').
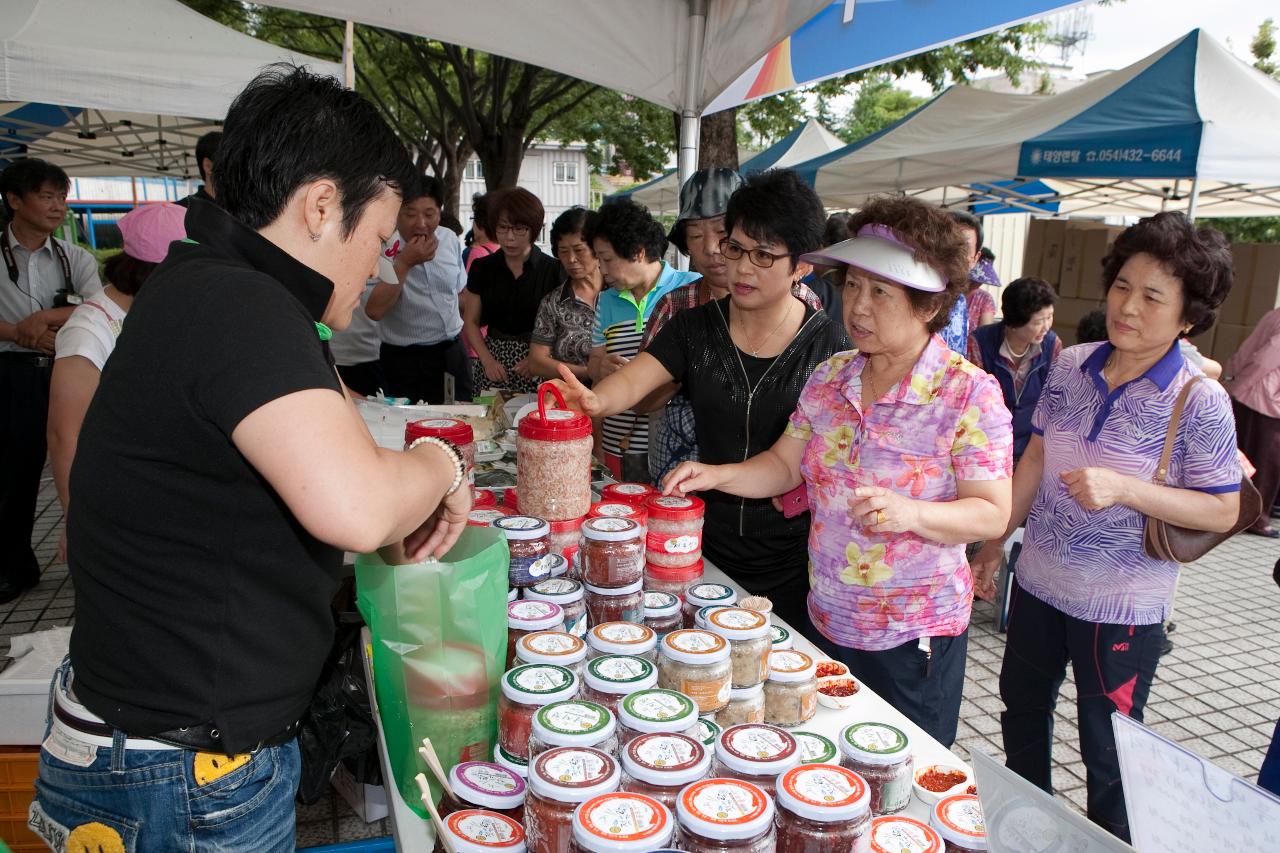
top-left (4, 467), bottom-right (1279, 846)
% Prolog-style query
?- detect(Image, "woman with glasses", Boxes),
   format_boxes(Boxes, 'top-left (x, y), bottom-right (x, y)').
top-left (529, 207), bottom-right (603, 381)
top-left (661, 196), bottom-right (1014, 747)
top-left (552, 169), bottom-right (848, 634)
top-left (462, 187), bottom-right (562, 394)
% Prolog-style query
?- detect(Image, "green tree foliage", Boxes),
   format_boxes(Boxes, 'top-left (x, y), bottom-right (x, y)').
top-left (541, 91), bottom-right (674, 178)
top-left (837, 74), bottom-right (928, 144)
top-left (1252, 18), bottom-right (1278, 79)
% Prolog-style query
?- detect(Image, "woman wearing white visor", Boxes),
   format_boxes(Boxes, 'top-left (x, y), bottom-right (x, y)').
top-left (662, 197), bottom-right (1013, 745)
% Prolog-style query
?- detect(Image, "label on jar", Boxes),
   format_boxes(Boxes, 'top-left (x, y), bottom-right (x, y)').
top-left (651, 496), bottom-right (694, 510)
top-left (687, 583), bottom-right (733, 603)
top-left (594, 622), bottom-right (651, 645)
top-left (458, 763), bottom-right (522, 796)
top-left (509, 600), bottom-right (558, 623)
top-left (469, 509), bottom-right (509, 525)
top-left (770, 650), bottom-right (813, 674)
top-left (531, 578), bottom-right (581, 597)
top-left (595, 503), bottom-right (639, 518)
top-left (644, 591), bottom-right (679, 612)
top-left (509, 665), bottom-right (572, 694)
top-left (589, 655), bottom-right (654, 684)
top-left (844, 723), bottom-right (909, 757)
top-left (624, 690), bottom-right (694, 723)
top-left (695, 717), bottom-right (720, 746)
top-left (577, 793), bottom-right (669, 841)
top-left (646, 531), bottom-right (702, 554)
top-left (630, 734), bottom-right (700, 770)
top-left (538, 701), bottom-right (609, 735)
top-left (584, 517), bottom-right (638, 535)
top-left (936, 795), bottom-right (985, 838)
top-left (610, 484), bottom-right (651, 495)
top-left (522, 632), bottom-right (583, 658)
top-left (771, 625), bottom-right (792, 647)
top-left (794, 732), bottom-right (837, 764)
top-left (446, 810), bottom-right (523, 845)
top-left (665, 630), bottom-right (727, 656)
top-left (869, 816), bottom-right (942, 853)
top-left (536, 748), bottom-right (611, 787)
top-left (495, 515), bottom-right (547, 532)
top-left (708, 608), bottom-right (766, 631)
top-left (681, 676), bottom-right (732, 711)
top-left (526, 554), bottom-right (557, 578)
top-left (782, 765), bottom-right (866, 808)
top-left (544, 410), bottom-right (578, 422)
top-left (416, 418), bottom-right (462, 430)
top-left (681, 779), bottom-right (769, 825)
top-left (722, 725), bottom-right (796, 763)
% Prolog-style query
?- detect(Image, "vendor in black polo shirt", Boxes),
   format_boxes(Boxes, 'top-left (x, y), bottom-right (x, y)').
top-left (30, 67), bottom-right (471, 853)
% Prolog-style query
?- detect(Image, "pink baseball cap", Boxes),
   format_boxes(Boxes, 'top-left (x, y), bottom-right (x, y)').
top-left (118, 203), bottom-right (187, 263)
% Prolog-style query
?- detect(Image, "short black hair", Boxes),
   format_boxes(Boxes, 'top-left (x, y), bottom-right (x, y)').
top-left (1077, 309), bottom-right (1108, 344)
top-left (551, 207), bottom-right (596, 255)
top-left (194, 132), bottom-right (222, 185)
top-left (588, 197), bottom-right (666, 262)
top-left (0, 159), bottom-right (70, 218)
top-left (1001, 277), bottom-right (1058, 328)
top-left (1101, 211), bottom-right (1233, 337)
top-left (215, 65), bottom-right (414, 237)
top-left (724, 169), bottom-right (825, 266)
top-left (418, 174), bottom-right (445, 209)
top-left (823, 212), bottom-right (851, 247)
top-left (949, 210), bottom-right (983, 251)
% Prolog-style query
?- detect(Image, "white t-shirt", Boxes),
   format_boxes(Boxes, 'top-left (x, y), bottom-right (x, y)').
top-left (54, 296), bottom-right (127, 371)
top-left (329, 281), bottom-right (383, 366)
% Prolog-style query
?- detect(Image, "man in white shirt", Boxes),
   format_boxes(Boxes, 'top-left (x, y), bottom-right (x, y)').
top-left (0, 159), bottom-right (101, 602)
top-left (365, 174), bottom-right (472, 404)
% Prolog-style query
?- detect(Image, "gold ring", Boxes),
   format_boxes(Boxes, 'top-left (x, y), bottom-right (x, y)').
top-left (876, 510), bottom-right (886, 525)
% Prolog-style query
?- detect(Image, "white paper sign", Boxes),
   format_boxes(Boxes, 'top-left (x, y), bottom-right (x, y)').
top-left (1114, 713), bottom-right (1280, 852)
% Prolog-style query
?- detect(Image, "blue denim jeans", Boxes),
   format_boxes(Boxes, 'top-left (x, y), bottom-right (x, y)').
top-left (29, 662), bottom-right (301, 852)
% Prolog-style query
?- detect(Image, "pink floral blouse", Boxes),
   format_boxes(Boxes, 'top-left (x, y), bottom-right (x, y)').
top-left (785, 335), bottom-right (1013, 651)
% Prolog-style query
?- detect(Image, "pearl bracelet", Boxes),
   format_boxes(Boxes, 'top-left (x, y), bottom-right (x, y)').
top-left (406, 436), bottom-right (465, 496)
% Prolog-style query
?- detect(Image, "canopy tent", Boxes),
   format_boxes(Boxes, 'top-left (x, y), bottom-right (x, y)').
top-left (617, 118), bottom-right (846, 214)
top-left (0, 0), bottom-right (342, 178)
top-left (794, 29), bottom-right (1280, 218)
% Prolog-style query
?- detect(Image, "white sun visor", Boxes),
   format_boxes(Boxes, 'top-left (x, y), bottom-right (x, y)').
top-left (800, 224), bottom-right (947, 293)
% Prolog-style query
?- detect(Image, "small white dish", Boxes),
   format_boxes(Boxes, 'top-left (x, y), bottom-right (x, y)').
top-left (816, 675), bottom-right (860, 710)
top-left (912, 763), bottom-right (971, 807)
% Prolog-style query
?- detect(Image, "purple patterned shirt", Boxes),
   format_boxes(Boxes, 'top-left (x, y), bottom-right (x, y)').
top-left (1018, 342), bottom-right (1242, 625)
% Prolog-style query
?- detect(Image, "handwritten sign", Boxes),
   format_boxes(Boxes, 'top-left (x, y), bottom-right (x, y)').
top-left (1114, 713), bottom-right (1280, 851)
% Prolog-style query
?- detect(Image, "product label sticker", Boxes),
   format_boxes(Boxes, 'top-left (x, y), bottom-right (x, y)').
top-left (652, 496), bottom-right (693, 509)
top-left (795, 732), bottom-right (836, 763)
top-left (725, 726), bottom-right (793, 761)
top-left (684, 780), bottom-right (767, 824)
top-left (533, 578), bottom-right (580, 596)
top-left (541, 702), bottom-right (606, 734)
top-left (627, 690), bottom-right (692, 721)
top-left (938, 797), bottom-right (985, 836)
top-left (771, 625), bottom-right (791, 645)
top-left (644, 591), bottom-right (678, 610)
top-left (496, 515), bottom-right (546, 531)
top-left (460, 764), bottom-right (521, 795)
top-left (509, 600), bottom-right (557, 621)
top-left (770, 650), bottom-right (811, 672)
top-left (688, 583), bottom-right (732, 602)
top-left (632, 734), bottom-right (698, 769)
top-left (544, 409), bottom-right (577, 421)
top-left (679, 676), bottom-right (731, 713)
top-left (450, 810), bottom-right (521, 843)
top-left (591, 656), bottom-right (653, 682)
top-left (597, 622), bottom-right (649, 643)
top-left (612, 484), bottom-right (650, 495)
top-left (43, 722), bottom-right (99, 768)
top-left (586, 516), bottom-right (636, 533)
top-left (527, 555), bottom-right (556, 578)
top-left (511, 665), bottom-right (571, 693)
top-left (595, 503), bottom-right (638, 517)
top-left (710, 609), bottom-right (765, 630)
top-left (525, 632), bottom-right (580, 656)
top-left (845, 722), bottom-right (909, 755)
top-left (538, 749), bottom-right (608, 785)
top-left (650, 533), bottom-right (700, 554)
top-left (469, 509), bottom-right (508, 524)
top-left (415, 418), bottom-right (461, 429)
top-left (870, 817), bottom-right (940, 852)
top-left (668, 630), bottom-right (724, 654)
top-left (581, 794), bottom-right (665, 839)
top-left (785, 765), bottom-right (863, 807)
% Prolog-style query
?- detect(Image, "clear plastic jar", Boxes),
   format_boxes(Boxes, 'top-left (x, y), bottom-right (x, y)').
top-left (694, 717), bottom-right (721, 749)
top-left (517, 385), bottom-right (594, 522)
top-left (682, 583), bottom-right (737, 629)
top-left (588, 501), bottom-right (648, 534)
top-left (586, 622), bottom-right (656, 663)
top-left (642, 592), bottom-right (682, 637)
top-left (616, 689), bottom-right (700, 746)
top-left (516, 631), bottom-right (588, 680)
top-left (469, 506), bottom-right (515, 527)
top-left (643, 495), bottom-right (705, 568)
top-left (406, 418), bottom-right (476, 482)
top-left (525, 747), bottom-right (620, 853)
top-left (498, 664), bottom-right (578, 760)
top-left (775, 764), bottom-right (872, 853)
top-left (869, 816), bottom-right (943, 853)
top-left (839, 723), bottom-right (915, 817)
top-left (764, 650), bottom-right (818, 729)
top-left (568, 792), bottom-right (674, 852)
top-left (494, 516), bottom-right (557, 588)
top-left (718, 683), bottom-right (765, 728)
top-left (580, 517), bottom-right (645, 588)
top-left (507, 600), bottom-right (566, 669)
top-left (644, 561), bottom-right (704, 602)
top-left (706, 608), bottom-right (771, 689)
top-left (529, 700), bottom-right (618, 762)
top-left (618, 732), bottom-right (711, 815)
top-left (600, 483), bottom-right (656, 507)
top-left (549, 516), bottom-right (586, 564)
top-left (495, 743), bottom-right (529, 779)
top-left (771, 624), bottom-right (794, 650)
top-left (930, 795), bottom-right (987, 853)
top-left (437, 808), bottom-right (527, 853)
top-left (657, 629), bottom-right (732, 715)
top-left (676, 778), bottom-right (776, 852)
top-left (443, 761), bottom-right (527, 825)
top-left (580, 655), bottom-right (658, 716)
top-left (793, 732), bottom-right (838, 766)
top-left (584, 580), bottom-right (644, 627)
top-left (525, 579), bottom-right (588, 640)
top-left (713, 723), bottom-right (801, 800)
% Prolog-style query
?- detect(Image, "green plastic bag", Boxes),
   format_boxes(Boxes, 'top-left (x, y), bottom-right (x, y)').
top-left (355, 525), bottom-right (509, 817)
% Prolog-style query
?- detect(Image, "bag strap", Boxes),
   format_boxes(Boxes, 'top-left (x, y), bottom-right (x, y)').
top-left (1153, 375), bottom-right (1203, 486)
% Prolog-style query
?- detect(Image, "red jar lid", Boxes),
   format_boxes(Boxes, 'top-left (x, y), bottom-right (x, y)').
top-left (644, 494), bottom-right (705, 521)
top-left (504, 490), bottom-right (519, 512)
top-left (644, 560), bottom-right (704, 583)
top-left (518, 382), bottom-right (592, 441)
top-left (600, 483), bottom-right (657, 506)
top-left (548, 515), bottom-right (586, 534)
top-left (405, 417), bottom-right (474, 447)
top-left (473, 488), bottom-right (497, 508)
top-left (589, 502), bottom-right (648, 524)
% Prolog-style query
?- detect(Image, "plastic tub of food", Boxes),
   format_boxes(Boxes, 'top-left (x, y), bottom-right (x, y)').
top-left (793, 731), bottom-right (838, 765)
top-left (549, 515), bottom-right (586, 563)
top-left (616, 689), bottom-right (701, 746)
top-left (525, 747), bottom-right (619, 853)
top-left (764, 650), bottom-right (818, 728)
top-left (587, 622), bottom-right (657, 663)
top-left (506, 600), bottom-right (566, 669)
top-left (497, 664), bottom-right (578, 760)
top-left (406, 417), bottom-right (475, 481)
top-left (657, 629), bottom-right (732, 715)
top-left (644, 561), bottom-right (704, 602)
top-left (515, 631), bottom-right (588, 680)
top-left (600, 483), bottom-right (656, 507)
top-left (869, 815), bottom-right (943, 853)
top-left (568, 791), bottom-right (673, 852)
top-left (643, 495), bottom-right (705, 568)
top-left (706, 607), bottom-right (771, 688)
top-left (838, 723), bottom-right (914, 816)
top-left (588, 501), bottom-right (648, 532)
top-left (444, 762), bottom-right (526, 824)
top-left (930, 794), bottom-right (987, 852)
top-left (580, 517), bottom-right (646, 589)
top-left (775, 763), bottom-right (872, 852)
top-left (643, 591), bottom-right (682, 636)
top-left (438, 808), bottom-right (526, 853)
top-left (717, 682), bottom-right (766, 728)
top-left (712, 723), bottom-right (801, 799)
top-left (618, 732), bottom-right (711, 816)
top-left (529, 700), bottom-right (618, 762)
top-left (580, 655), bottom-right (658, 716)
top-left (584, 580), bottom-right (644, 627)
top-left (517, 383), bottom-right (593, 521)
top-left (913, 764), bottom-right (971, 808)
top-left (771, 624), bottom-right (794, 650)
top-left (494, 515), bottom-right (556, 588)
top-left (675, 778), bottom-right (776, 852)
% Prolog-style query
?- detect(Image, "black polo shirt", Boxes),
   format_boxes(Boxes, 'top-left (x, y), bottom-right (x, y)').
top-left (68, 198), bottom-right (345, 754)
top-left (465, 245), bottom-right (562, 337)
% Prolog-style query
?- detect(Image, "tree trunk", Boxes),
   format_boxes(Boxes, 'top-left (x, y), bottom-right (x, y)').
top-left (698, 108), bottom-right (738, 170)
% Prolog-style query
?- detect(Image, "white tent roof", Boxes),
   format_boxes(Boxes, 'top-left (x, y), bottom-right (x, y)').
top-left (797, 30), bottom-right (1280, 218)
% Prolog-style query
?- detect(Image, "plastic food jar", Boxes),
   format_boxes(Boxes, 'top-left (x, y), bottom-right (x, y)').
top-left (706, 607), bottom-right (772, 688)
top-left (600, 483), bottom-right (656, 507)
top-left (469, 507), bottom-right (514, 527)
top-left (644, 561), bottom-right (704, 601)
top-left (676, 778), bottom-right (776, 852)
top-left (444, 762), bottom-right (527, 824)
top-left (525, 747), bottom-right (620, 853)
top-left (588, 501), bottom-right (648, 533)
top-left (695, 717), bottom-right (721, 749)
top-left (771, 624), bottom-right (794, 650)
top-left (529, 700), bottom-right (618, 762)
top-left (930, 795), bottom-right (987, 853)
top-left (580, 655), bottom-right (658, 716)
top-left (764, 650), bottom-right (818, 728)
top-left (657, 629), bottom-right (733, 714)
top-left (406, 417), bottom-right (475, 482)
top-left (568, 792), bottom-right (674, 852)
top-left (506, 600), bottom-right (566, 669)
top-left (498, 664), bottom-right (578, 760)
top-left (618, 732), bottom-right (711, 815)
top-left (839, 723), bottom-right (915, 816)
top-left (695, 606), bottom-right (731, 630)
top-left (517, 384), bottom-right (593, 522)
top-left (549, 516), bottom-right (586, 564)
top-left (869, 816), bottom-right (943, 853)
top-left (516, 631), bottom-right (588, 680)
top-left (793, 732), bottom-right (838, 766)
top-left (494, 743), bottom-right (529, 779)
top-left (587, 622), bottom-right (657, 663)
top-left (775, 763), bottom-right (872, 852)
top-left (713, 723), bottom-right (801, 799)
top-left (616, 689), bottom-right (700, 746)
top-left (525, 579), bottom-right (588, 640)
top-left (682, 583), bottom-right (737, 629)
top-left (642, 591), bottom-right (682, 637)
top-left (494, 516), bottom-right (557, 588)
top-left (718, 682), bottom-right (766, 728)
top-left (580, 518), bottom-right (646, 589)
top-left (438, 809), bottom-right (526, 853)
top-left (584, 580), bottom-right (644, 627)
top-left (643, 495), bottom-right (705, 568)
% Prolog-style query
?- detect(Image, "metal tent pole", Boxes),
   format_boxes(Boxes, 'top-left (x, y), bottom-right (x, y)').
top-left (677, 0), bottom-right (707, 191)
top-left (1187, 176), bottom-right (1201, 219)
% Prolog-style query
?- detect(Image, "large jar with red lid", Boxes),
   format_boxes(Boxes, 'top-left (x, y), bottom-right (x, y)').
top-left (507, 600), bottom-right (565, 669)
top-left (656, 629), bottom-right (732, 714)
top-left (838, 723), bottom-right (914, 816)
top-left (579, 517), bottom-right (645, 589)
top-left (549, 516), bottom-right (586, 564)
top-left (642, 591), bottom-right (682, 637)
top-left (587, 622), bottom-right (657, 663)
top-left (643, 495), bottom-right (704, 568)
top-left (525, 747), bottom-right (620, 853)
top-left (495, 516), bottom-right (557, 588)
top-left (869, 816), bottom-right (943, 853)
top-left (406, 417), bottom-right (476, 482)
top-left (516, 631), bottom-right (588, 680)
top-left (599, 483), bottom-right (656, 507)
top-left (775, 764), bottom-right (872, 852)
top-left (644, 561), bottom-right (704, 602)
top-left (435, 809), bottom-right (526, 853)
top-left (676, 778), bottom-right (776, 852)
top-left (706, 607), bottom-right (771, 688)
top-left (583, 580), bottom-right (643, 627)
top-left (681, 583), bottom-right (737, 629)
top-left (525, 579), bottom-right (588, 640)
top-left (441, 761), bottom-right (527, 825)
top-left (713, 723), bottom-right (801, 800)
top-left (618, 732), bottom-right (710, 814)
top-left (518, 384), bottom-right (593, 522)
top-left (930, 795), bottom-right (986, 853)
top-left (567, 792), bottom-right (673, 853)
top-left (497, 664), bottom-right (578, 760)
top-left (579, 655), bottom-right (657, 716)
top-left (529, 700), bottom-right (618, 763)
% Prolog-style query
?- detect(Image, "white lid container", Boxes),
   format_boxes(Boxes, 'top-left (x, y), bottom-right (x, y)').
top-left (440, 809), bottom-right (526, 852)
top-left (776, 764), bottom-right (870, 822)
top-left (643, 591), bottom-right (680, 618)
top-left (839, 722), bottom-right (913, 767)
top-left (714, 723), bottom-right (800, 777)
top-left (571, 792), bottom-right (673, 851)
top-left (770, 624), bottom-right (793, 649)
top-left (659, 629), bottom-right (730, 665)
top-left (448, 762), bottom-right (527, 812)
top-left (706, 607), bottom-right (770, 641)
top-left (870, 815), bottom-right (943, 853)
top-left (500, 664), bottom-right (578, 706)
top-left (588, 622), bottom-right (657, 657)
top-left (507, 600), bottom-right (565, 633)
top-left (493, 515), bottom-right (551, 540)
top-left (617, 689), bottom-right (699, 735)
top-left (584, 579), bottom-right (644, 597)
top-left (728, 682), bottom-right (764, 701)
top-left (584, 655), bottom-right (657, 695)
top-left (581, 516), bottom-right (642, 541)
top-left (685, 583), bottom-right (736, 609)
top-left (676, 778), bottom-right (774, 841)
top-left (528, 746), bottom-right (620, 804)
top-left (531, 700), bottom-right (616, 749)
top-left (494, 743), bottom-right (528, 778)
top-left (931, 794), bottom-right (988, 850)
top-left (620, 732), bottom-right (711, 787)
top-left (515, 631), bottom-right (587, 668)
top-left (524, 578), bottom-right (584, 604)
top-left (767, 650), bottom-right (817, 683)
